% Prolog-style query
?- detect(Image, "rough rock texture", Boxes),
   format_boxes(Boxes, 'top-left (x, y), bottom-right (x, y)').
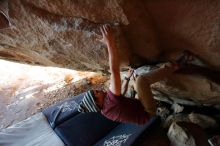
top-left (152, 71), bottom-right (220, 107)
top-left (163, 112), bottom-right (218, 130)
top-left (0, 0), bottom-right (10, 29)
top-left (0, 0), bottom-right (220, 106)
top-left (168, 122), bottom-right (196, 146)
top-left (167, 122), bottom-right (209, 146)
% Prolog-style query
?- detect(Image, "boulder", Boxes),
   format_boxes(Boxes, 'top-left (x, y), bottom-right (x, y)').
top-left (0, 0), bottom-right (220, 106)
top-left (188, 113), bottom-right (217, 129)
top-left (168, 122), bottom-right (208, 146)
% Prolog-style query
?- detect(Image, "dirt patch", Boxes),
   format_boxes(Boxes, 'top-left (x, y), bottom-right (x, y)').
top-left (0, 60), bottom-right (108, 129)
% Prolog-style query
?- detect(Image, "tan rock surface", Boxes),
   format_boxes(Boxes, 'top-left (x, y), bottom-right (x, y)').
top-left (168, 122), bottom-right (209, 146)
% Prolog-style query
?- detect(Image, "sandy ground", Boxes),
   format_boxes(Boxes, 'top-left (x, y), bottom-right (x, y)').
top-left (0, 60), bottom-right (108, 129)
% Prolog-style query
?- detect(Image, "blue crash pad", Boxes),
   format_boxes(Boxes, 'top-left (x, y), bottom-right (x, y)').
top-left (42, 92), bottom-right (85, 128)
top-left (94, 117), bottom-right (158, 146)
top-left (55, 112), bottom-right (119, 146)
top-left (54, 112), bottom-right (158, 146)
top-left (42, 92), bottom-right (160, 146)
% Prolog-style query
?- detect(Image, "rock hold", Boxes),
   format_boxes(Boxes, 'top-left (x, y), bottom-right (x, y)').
top-left (168, 122), bottom-right (196, 146)
top-left (188, 113), bottom-right (217, 129)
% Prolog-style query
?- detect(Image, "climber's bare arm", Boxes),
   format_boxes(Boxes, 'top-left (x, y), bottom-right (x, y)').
top-left (100, 25), bottom-right (121, 96)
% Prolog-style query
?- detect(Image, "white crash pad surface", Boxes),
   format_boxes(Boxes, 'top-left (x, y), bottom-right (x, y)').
top-left (0, 112), bottom-right (65, 146)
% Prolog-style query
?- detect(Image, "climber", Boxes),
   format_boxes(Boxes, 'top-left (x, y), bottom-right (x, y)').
top-left (78, 25), bottom-right (190, 125)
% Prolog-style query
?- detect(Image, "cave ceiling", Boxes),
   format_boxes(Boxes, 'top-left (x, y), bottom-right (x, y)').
top-left (0, 0), bottom-right (220, 107)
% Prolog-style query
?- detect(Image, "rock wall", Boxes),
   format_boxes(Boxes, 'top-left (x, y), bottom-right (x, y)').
top-left (0, 0), bottom-right (128, 71)
top-left (0, 0), bottom-right (220, 106)
top-left (144, 0), bottom-right (220, 70)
